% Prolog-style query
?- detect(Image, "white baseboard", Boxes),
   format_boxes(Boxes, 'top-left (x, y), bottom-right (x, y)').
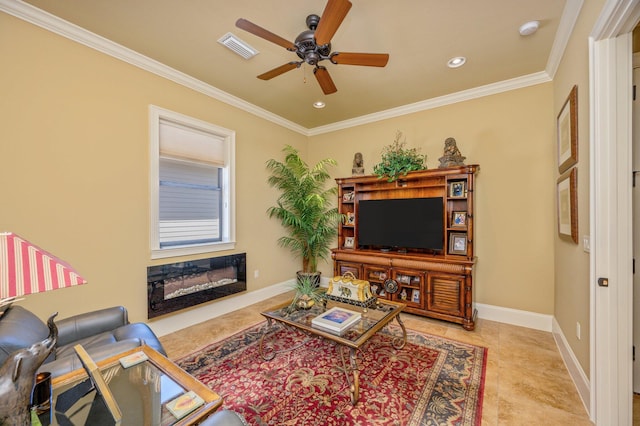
top-left (147, 279), bottom-right (295, 336)
top-left (475, 302), bottom-right (553, 331)
top-left (151, 288), bottom-right (551, 336)
top-left (552, 317), bottom-right (591, 413)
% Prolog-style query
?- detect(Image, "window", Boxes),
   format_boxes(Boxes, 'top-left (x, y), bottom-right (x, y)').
top-left (150, 106), bottom-right (235, 259)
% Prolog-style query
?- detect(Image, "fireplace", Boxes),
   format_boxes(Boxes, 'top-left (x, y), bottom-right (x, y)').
top-left (147, 253), bottom-right (246, 319)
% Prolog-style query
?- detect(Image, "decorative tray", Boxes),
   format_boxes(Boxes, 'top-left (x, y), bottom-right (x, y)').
top-left (322, 293), bottom-right (378, 308)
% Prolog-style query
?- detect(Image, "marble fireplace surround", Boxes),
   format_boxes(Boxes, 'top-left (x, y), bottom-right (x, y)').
top-left (147, 253), bottom-right (246, 319)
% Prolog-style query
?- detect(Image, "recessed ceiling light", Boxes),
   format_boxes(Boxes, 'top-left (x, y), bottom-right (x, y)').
top-left (313, 101), bottom-right (326, 109)
top-left (519, 21), bottom-right (540, 36)
top-left (447, 57), bottom-right (466, 69)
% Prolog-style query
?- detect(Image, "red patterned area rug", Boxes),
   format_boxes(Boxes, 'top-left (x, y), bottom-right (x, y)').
top-left (176, 321), bottom-right (487, 426)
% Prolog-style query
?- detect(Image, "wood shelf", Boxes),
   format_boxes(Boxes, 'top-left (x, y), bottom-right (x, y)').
top-left (333, 166), bottom-right (478, 330)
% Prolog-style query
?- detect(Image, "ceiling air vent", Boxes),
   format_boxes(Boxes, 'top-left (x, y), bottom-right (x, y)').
top-left (218, 32), bottom-right (259, 59)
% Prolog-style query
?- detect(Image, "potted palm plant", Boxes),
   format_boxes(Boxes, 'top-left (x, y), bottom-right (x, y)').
top-left (266, 145), bottom-right (344, 284)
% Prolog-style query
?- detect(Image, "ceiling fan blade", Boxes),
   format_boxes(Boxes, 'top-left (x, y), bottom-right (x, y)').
top-left (257, 62), bottom-right (300, 80)
top-left (236, 18), bottom-right (296, 50)
top-left (314, 0), bottom-right (352, 46)
top-left (331, 52), bottom-right (389, 67)
top-left (314, 66), bottom-right (337, 95)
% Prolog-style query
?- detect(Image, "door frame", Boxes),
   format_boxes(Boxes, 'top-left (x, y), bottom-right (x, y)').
top-left (591, 1), bottom-right (640, 423)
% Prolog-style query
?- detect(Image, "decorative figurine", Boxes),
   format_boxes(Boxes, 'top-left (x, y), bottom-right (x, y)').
top-left (438, 137), bottom-right (466, 168)
top-left (352, 152), bottom-right (365, 175)
top-left (400, 288), bottom-right (408, 301)
top-left (0, 314), bottom-right (58, 426)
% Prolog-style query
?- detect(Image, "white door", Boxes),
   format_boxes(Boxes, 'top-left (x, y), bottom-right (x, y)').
top-left (633, 66), bottom-right (640, 394)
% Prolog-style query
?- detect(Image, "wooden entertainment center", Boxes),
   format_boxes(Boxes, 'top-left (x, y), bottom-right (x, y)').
top-left (332, 165), bottom-right (479, 330)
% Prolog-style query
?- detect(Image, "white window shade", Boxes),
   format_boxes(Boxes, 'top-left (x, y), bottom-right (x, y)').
top-left (150, 105), bottom-right (236, 259)
top-left (159, 120), bottom-right (225, 166)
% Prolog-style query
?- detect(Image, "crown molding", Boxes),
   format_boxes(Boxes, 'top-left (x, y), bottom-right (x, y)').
top-left (308, 71), bottom-right (552, 136)
top-left (2, 0), bottom-right (570, 137)
top-left (0, 0), bottom-right (308, 135)
top-left (545, 0), bottom-right (584, 79)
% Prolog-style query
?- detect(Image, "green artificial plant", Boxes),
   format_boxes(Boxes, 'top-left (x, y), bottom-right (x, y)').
top-left (373, 131), bottom-right (427, 182)
top-left (266, 145), bottom-right (344, 274)
top-left (289, 274), bottom-right (326, 310)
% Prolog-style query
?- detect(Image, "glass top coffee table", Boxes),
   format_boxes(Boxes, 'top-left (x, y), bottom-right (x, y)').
top-left (260, 297), bottom-right (406, 404)
top-left (44, 345), bottom-right (223, 425)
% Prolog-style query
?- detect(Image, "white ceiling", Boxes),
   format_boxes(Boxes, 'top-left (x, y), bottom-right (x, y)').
top-left (12, 0), bottom-right (568, 130)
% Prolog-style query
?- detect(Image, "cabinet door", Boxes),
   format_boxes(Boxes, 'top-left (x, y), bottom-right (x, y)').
top-left (392, 269), bottom-right (424, 309)
top-left (335, 262), bottom-right (361, 278)
top-left (426, 273), bottom-right (465, 316)
top-left (364, 266), bottom-right (390, 299)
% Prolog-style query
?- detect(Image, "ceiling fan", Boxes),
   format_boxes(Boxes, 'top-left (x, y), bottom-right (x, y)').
top-left (235, 0), bottom-right (389, 95)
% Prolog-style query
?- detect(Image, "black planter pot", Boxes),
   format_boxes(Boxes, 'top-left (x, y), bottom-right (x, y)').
top-left (296, 271), bottom-right (321, 287)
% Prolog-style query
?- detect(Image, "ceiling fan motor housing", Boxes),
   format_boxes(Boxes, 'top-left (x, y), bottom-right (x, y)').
top-left (294, 15), bottom-right (331, 65)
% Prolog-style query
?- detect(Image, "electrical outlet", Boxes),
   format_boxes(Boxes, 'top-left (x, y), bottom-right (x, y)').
top-left (576, 322), bottom-right (581, 340)
top-left (254, 270), bottom-right (259, 279)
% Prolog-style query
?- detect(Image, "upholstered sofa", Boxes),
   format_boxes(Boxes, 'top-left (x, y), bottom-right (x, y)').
top-left (0, 305), bottom-right (166, 378)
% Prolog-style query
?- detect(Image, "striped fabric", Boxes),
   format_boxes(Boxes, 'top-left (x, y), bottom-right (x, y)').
top-left (0, 232), bottom-right (87, 298)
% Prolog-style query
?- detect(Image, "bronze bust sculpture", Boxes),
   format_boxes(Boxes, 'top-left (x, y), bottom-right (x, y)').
top-left (438, 137), bottom-right (466, 168)
top-left (352, 152), bottom-right (364, 175)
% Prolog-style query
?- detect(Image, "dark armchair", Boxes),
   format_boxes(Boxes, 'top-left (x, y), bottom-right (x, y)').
top-left (0, 305), bottom-right (166, 378)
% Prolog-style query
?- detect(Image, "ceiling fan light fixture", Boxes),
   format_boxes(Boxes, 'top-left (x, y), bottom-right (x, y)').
top-left (447, 56), bottom-right (466, 68)
top-left (313, 101), bottom-right (326, 109)
top-left (218, 32), bottom-right (259, 59)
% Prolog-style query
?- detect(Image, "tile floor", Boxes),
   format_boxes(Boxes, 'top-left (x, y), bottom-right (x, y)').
top-left (159, 292), bottom-right (594, 425)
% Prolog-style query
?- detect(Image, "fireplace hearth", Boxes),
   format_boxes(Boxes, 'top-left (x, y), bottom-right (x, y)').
top-left (147, 253), bottom-right (246, 319)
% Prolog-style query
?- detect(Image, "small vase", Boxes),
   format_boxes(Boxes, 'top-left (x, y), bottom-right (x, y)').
top-left (296, 295), bottom-right (315, 310)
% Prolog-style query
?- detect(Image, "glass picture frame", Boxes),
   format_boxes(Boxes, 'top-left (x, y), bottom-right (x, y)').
top-left (557, 167), bottom-right (578, 243)
top-left (448, 232), bottom-right (467, 255)
top-left (449, 181), bottom-right (466, 198)
top-left (451, 211), bottom-right (467, 227)
top-left (344, 236), bottom-right (355, 248)
top-left (557, 85), bottom-right (578, 173)
top-left (411, 289), bottom-right (420, 304)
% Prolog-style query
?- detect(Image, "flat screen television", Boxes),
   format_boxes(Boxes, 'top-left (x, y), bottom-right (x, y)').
top-left (357, 197), bottom-right (444, 251)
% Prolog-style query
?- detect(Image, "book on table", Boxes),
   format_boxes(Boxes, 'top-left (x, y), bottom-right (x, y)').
top-left (166, 391), bottom-right (205, 420)
top-left (311, 306), bottom-right (361, 334)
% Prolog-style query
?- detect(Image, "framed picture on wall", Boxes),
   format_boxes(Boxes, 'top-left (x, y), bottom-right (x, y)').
top-left (557, 85), bottom-right (578, 173)
top-left (557, 167), bottom-right (578, 243)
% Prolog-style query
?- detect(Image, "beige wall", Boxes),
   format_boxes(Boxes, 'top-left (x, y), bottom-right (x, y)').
top-left (0, 13), bottom-right (306, 323)
top-left (552, 0), bottom-right (606, 377)
top-left (1, 4), bottom-right (603, 377)
top-left (309, 83), bottom-right (557, 314)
